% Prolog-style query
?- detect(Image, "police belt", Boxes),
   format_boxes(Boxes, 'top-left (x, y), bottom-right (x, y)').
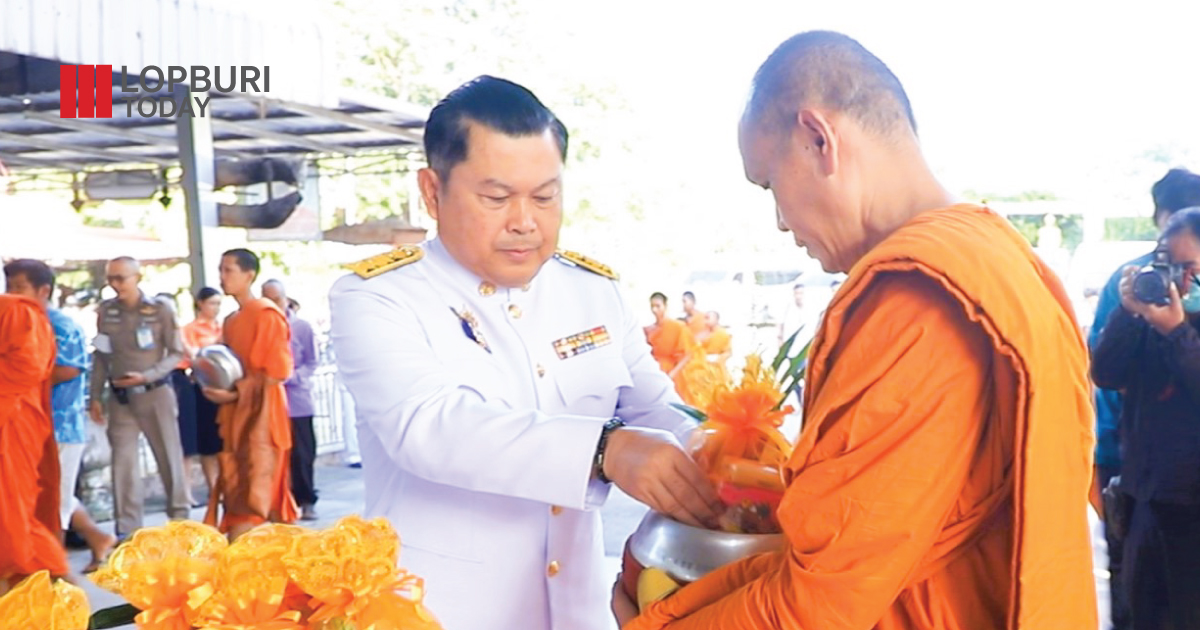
top-left (111, 377), bottom-right (171, 396)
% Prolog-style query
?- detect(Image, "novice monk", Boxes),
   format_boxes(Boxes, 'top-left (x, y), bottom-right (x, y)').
top-left (645, 292), bottom-right (694, 379)
top-left (645, 292), bottom-right (702, 403)
top-left (696, 312), bottom-right (732, 368)
top-left (0, 293), bottom-right (68, 594)
top-left (619, 30), bottom-right (1097, 630)
top-left (681, 291), bottom-right (706, 336)
top-left (202, 249), bottom-right (297, 539)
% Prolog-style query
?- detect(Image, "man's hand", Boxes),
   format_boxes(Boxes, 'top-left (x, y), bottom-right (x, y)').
top-left (201, 386), bottom-right (238, 405)
top-left (111, 372), bottom-right (148, 388)
top-left (1119, 266), bottom-right (1186, 335)
top-left (89, 401), bottom-right (104, 426)
top-left (611, 576), bottom-right (639, 628)
top-left (603, 426), bottom-right (723, 528)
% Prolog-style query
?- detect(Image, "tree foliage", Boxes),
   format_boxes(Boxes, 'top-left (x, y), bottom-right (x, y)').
top-left (323, 0), bottom-right (641, 236)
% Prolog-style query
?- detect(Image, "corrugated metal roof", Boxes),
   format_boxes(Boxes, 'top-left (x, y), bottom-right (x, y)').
top-left (0, 86), bottom-right (427, 170)
top-left (0, 0), bottom-right (429, 172)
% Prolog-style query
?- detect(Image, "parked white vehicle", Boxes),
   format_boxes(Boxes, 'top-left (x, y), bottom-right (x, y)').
top-left (680, 256), bottom-right (825, 328)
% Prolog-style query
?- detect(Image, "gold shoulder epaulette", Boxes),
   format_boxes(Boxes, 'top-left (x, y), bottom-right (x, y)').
top-left (555, 249), bottom-right (619, 280)
top-left (345, 245), bottom-right (424, 279)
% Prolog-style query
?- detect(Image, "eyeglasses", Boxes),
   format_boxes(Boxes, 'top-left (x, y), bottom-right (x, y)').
top-left (106, 275), bottom-right (133, 283)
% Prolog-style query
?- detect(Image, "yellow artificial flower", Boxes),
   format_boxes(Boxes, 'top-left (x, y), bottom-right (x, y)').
top-left (0, 571), bottom-right (89, 630)
top-left (188, 524), bottom-right (309, 630)
top-left (282, 516), bottom-right (443, 630)
top-left (92, 520), bottom-right (228, 630)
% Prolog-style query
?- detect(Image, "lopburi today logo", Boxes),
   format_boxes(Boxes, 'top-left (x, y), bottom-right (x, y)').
top-left (59, 65), bottom-right (270, 118)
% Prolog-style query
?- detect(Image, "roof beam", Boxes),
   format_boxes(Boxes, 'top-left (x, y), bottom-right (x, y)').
top-left (211, 118), bottom-right (360, 156)
top-left (0, 132), bottom-right (172, 166)
top-left (274, 100), bottom-right (423, 143)
top-left (0, 154), bottom-right (88, 171)
top-left (23, 112), bottom-right (260, 160)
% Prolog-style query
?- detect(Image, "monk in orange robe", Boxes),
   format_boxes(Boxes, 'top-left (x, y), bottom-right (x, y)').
top-left (618, 31), bottom-right (1096, 629)
top-left (0, 293), bottom-right (68, 593)
top-left (681, 291), bottom-right (706, 336)
top-left (202, 249), bottom-right (297, 539)
top-left (645, 292), bottom-right (701, 401)
top-left (696, 312), bottom-right (732, 368)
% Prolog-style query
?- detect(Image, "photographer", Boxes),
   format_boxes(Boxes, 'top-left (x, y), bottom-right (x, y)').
top-left (1093, 206), bottom-right (1200, 630)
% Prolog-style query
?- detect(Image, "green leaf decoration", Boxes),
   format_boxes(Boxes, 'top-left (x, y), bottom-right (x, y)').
top-left (88, 604), bottom-right (140, 629)
top-left (771, 326), bottom-right (803, 374)
top-left (669, 402), bottom-right (708, 423)
top-left (773, 335), bottom-right (813, 412)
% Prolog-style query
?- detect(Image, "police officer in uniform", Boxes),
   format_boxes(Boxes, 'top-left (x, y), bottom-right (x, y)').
top-left (89, 256), bottom-right (191, 538)
top-left (330, 77), bottom-right (723, 630)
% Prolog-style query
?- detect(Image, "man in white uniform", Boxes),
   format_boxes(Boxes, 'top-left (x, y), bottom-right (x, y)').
top-left (330, 76), bottom-right (722, 630)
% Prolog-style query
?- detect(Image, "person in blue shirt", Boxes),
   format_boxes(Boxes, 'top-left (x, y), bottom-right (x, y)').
top-left (3, 259), bottom-right (116, 573)
top-left (1089, 167), bottom-right (1200, 630)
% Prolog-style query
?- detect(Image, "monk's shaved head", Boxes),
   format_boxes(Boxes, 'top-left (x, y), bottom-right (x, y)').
top-left (744, 31), bottom-right (916, 139)
top-left (107, 256), bottom-right (141, 275)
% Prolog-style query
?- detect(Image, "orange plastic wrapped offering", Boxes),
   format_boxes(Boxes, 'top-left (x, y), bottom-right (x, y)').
top-left (686, 354), bottom-right (795, 534)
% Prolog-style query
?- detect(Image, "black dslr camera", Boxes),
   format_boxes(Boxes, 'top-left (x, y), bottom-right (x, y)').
top-left (1132, 249), bottom-right (1185, 306)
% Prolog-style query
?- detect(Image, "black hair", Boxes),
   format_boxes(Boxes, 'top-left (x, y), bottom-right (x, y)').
top-left (1162, 206), bottom-right (1200, 242)
top-left (1152, 169), bottom-right (1200, 217)
top-left (424, 75), bottom-right (569, 181)
top-left (194, 287), bottom-right (221, 311)
top-left (650, 292), bottom-right (668, 303)
top-left (222, 248), bottom-right (260, 276)
top-left (682, 291), bottom-right (696, 301)
top-left (3, 258), bottom-right (55, 290)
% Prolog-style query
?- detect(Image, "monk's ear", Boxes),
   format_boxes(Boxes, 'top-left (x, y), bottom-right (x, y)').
top-left (418, 167), bottom-right (442, 221)
top-left (796, 109), bottom-right (839, 177)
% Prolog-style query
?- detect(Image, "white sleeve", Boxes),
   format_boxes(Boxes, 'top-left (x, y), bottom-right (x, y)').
top-left (330, 279), bottom-right (608, 511)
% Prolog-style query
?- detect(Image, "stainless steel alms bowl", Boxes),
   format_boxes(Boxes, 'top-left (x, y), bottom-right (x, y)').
top-left (628, 510), bottom-right (786, 583)
top-left (193, 344), bottom-right (244, 391)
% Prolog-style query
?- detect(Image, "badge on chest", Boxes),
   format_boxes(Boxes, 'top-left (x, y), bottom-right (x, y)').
top-left (451, 307), bottom-right (491, 354)
top-left (552, 326), bottom-right (611, 360)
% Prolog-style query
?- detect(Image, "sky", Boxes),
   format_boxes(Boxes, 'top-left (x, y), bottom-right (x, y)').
top-left (10, 0), bottom-right (1200, 310)
top-left (513, 0), bottom-right (1200, 201)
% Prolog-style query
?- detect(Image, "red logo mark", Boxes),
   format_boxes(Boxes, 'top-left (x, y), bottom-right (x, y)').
top-left (59, 65), bottom-right (113, 118)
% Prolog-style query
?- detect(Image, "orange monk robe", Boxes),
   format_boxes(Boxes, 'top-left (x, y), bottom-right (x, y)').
top-left (0, 294), bottom-right (68, 581)
top-left (627, 205), bottom-right (1096, 630)
top-left (700, 327), bottom-right (732, 366)
top-left (647, 319), bottom-right (693, 375)
top-left (206, 298), bottom-right (298, 531)
top-left (685, 312), bottom-right (707, 336)
top-left (648, 319), bottom-right (709, 404)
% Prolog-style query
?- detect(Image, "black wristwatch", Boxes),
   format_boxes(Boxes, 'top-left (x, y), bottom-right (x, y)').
top-left (593, 418), bottom-right (625, 484)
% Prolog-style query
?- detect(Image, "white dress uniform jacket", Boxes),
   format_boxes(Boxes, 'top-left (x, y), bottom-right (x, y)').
top-left (329, 238), bottom-right (692, 630)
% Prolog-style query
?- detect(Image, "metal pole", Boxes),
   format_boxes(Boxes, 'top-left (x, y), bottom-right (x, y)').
top-left (176, 89), bottom-right (217, 292)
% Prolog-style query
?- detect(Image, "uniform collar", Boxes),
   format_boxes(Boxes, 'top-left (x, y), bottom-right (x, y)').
top-left (426, 237), bottom-right (536, 298)
top-left (114, 290), bottom-right (154, 311)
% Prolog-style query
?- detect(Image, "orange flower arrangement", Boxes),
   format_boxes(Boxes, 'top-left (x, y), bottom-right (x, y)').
top-left (676, 330), bottom-right (811, 533)
top-left (89, 516), bottom-right (442, 630)
top-left (0, 570), bottom-right (90, 630)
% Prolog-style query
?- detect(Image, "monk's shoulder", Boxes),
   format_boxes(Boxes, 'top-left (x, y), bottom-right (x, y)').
top-left (851, 272), bottom-right (985, 343)
top-left (250, 299), bottom-right (289, 326)
top-left (0, 294), bottom-right (46, 323)
top-left (662, 318), bottom-right (687, 335)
